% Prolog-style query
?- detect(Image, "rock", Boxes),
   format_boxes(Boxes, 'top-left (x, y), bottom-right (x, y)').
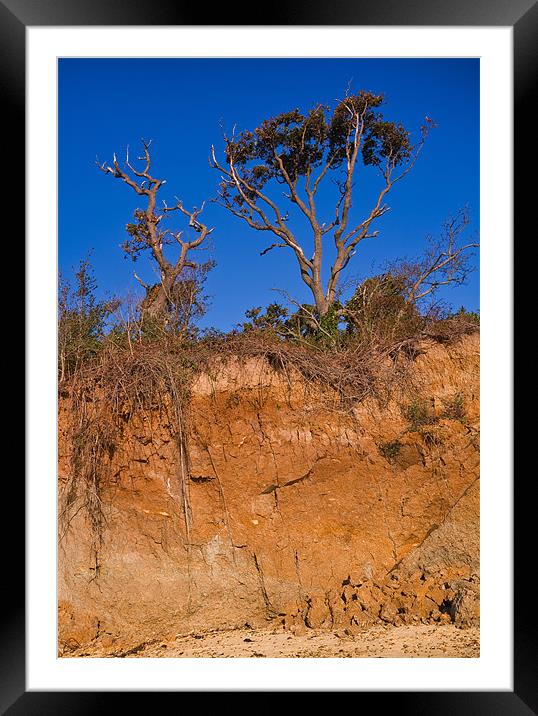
top-left (450, 582), bottom-right (480, 627)
top-left (290, 622), bottom-right (308, 636)
top-left (379, 603), bottom-right (398, 624)
top-left (305, 597), bottom-right (330, 629)
top-left (426, 585), bottom-right (447, 606)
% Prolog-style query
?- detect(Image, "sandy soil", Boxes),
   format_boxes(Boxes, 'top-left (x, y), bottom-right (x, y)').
top-left (70, 624), bottom-right (479, 658)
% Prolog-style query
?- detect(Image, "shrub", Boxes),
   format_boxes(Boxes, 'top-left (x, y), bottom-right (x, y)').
top-left (449, 306), bottom-right (480, 325)
top-left (442, 392), bottom-right (466, 421)
top-left (58, 256), bottom-right (119, 381)
top-left (242, 301), bottom-right (346, 349)
top-left (379, 440), bottom-right (402, 462)
top-left (242, 303), bottom-right (289, 333)
top-left (405, 398), bottom-right (436, 430)
top-left (343, 272), bottom-right (423, 346)
top-left (424, 306), bottom-right (479, 343)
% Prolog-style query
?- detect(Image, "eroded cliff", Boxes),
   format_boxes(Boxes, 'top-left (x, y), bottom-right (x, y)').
top-left (58, 333), bottom-right (479, 654)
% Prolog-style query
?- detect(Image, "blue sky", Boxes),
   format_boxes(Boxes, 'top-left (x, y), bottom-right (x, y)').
top-left (59, 58), bottom-right (479, 330)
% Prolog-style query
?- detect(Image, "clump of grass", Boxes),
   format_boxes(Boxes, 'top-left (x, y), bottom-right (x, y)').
top-left (419, 426), bottom-right (445, 448)
top-left (404, 398), bottom-right (436, 430)
top-left (379, 439), bottom-right (402, 463)
top-left (441, 392), bottom-right (466, 421)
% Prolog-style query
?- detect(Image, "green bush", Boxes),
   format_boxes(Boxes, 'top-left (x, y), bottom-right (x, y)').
top-left (242, 302), bottom-right (345, 348)
top-left (242, 303), bottom-right (289, 333)
top-left (58, 256), bottom-right (119, 380)
top-left (448, 306), bottom-right (480, 325)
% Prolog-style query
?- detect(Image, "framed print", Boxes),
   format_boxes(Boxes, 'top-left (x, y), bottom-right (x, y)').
top-left (7, 0), bottom-right (533, 711)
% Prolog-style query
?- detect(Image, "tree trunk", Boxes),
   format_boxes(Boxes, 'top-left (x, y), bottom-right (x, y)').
top-left (314, 290), bottom-right (330, 317)
top-left (141, 276), bottom-right (175, 320)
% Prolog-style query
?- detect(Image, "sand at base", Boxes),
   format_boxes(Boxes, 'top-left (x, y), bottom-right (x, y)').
top-left (70, 624), bottom-right (479, 659)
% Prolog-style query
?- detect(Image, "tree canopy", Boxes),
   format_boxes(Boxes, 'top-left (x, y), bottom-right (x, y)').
top-left (211, 90), bottom-right (436, 316)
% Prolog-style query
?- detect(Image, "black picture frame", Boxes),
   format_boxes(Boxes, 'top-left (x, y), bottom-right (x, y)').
top-left (7, 0), bottom-right (533, 711)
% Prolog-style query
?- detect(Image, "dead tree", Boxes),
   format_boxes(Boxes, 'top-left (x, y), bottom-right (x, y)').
top-left (98, 140), bottom-right (213, 324)
top-left (210, 90), bottom-right (435, 317)
top-left (392, 207), bottom-right (479, 305)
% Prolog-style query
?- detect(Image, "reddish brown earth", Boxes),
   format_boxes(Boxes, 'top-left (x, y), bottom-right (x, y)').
top-left (58, 333), bottom-right (479, 657)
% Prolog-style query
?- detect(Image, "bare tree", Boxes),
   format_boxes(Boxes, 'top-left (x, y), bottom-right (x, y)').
top-left (98, 140), bottom-right (214, 325)
top-left (391, 207), bottom-right (479, 305)
top-left (210, 90), bottom-right (435, 317)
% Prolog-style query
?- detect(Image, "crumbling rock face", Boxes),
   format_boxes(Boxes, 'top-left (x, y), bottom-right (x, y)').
top-left (58, 334), bottom-right (479, 653)
top-left (282, 477), bottom-right (479, 635)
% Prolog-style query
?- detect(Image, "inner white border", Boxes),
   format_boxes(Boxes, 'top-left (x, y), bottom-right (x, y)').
top-left (27, 26), bottom-right (513, 692)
